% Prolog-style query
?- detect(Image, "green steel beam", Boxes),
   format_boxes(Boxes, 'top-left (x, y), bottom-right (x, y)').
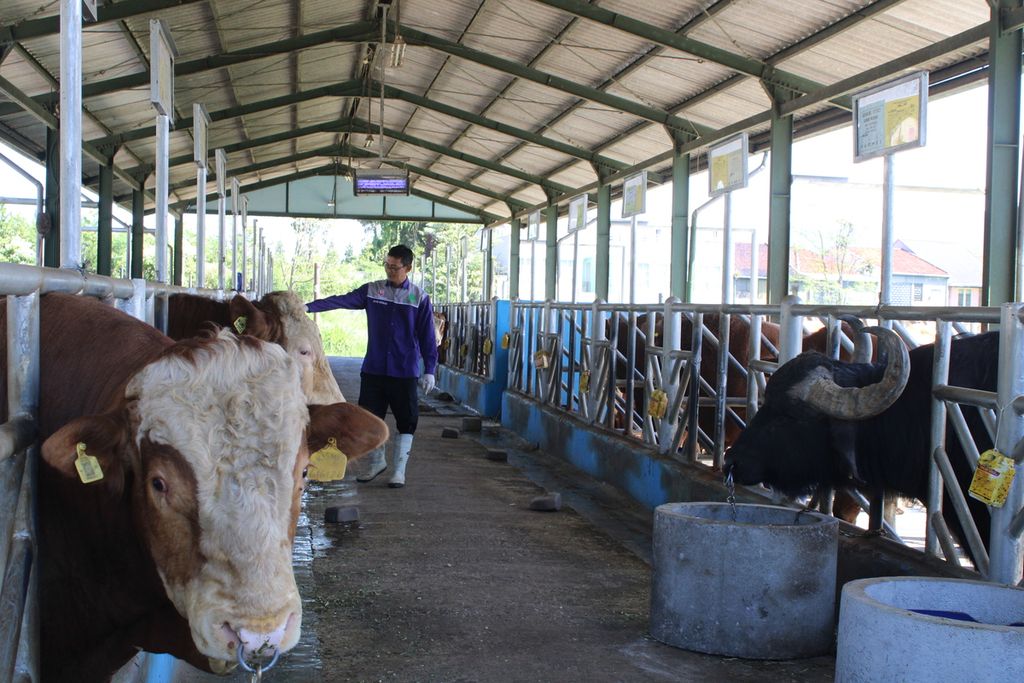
top-left (97, 163), bottom-right (113, 276)
top-left (168, 161), bottom-right (499, 223)
top-left (90, 80), bottom-right (362, 149)
top-left (351, 117), bottom-right (576, 196)
top-left (545, 204), bottom-right (558, 300)
top-left (533, 0), bottom-right (850, 109)
top-left (173, 214), bottom-right (184, 286)
top-left (0, 0), bottom-right (205, 43)
top-left (596, 184), bottom-right (610, 301)
top-left (398, 24), bottom-right (712, 139)
top-left (382, 83), bottom-right (628, 171)
top-left (510, 217), bottom-right (522, 299)
top-left (0, 21), bottom-right (377, 118)
top-left (0, 74), bottom-right (144, 191)
top-left (766, 113), bottom-right (793, 305)
top-left (131, 189), bottom-right (145, 278)
top-left (983, 2), bottom-right (1021, 305)
top-left (670, 151), bottom-right (690, 301)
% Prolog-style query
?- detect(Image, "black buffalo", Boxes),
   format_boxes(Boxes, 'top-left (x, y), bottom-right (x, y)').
top-left (724, 327), bottom-right (999, 567)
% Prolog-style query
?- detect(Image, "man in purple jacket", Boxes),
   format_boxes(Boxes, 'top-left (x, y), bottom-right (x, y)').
top-left (306, 244), bottom-right (437, 488)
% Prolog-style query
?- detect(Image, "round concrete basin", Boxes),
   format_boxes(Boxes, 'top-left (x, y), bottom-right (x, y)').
top-left (650, 502), bottom-right (838, 659)
top-left (836, 576), bottom-right (1024, 682)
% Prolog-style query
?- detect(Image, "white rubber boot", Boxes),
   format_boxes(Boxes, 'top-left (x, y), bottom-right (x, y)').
top-left (388, 434), bottom-right (414, 488)
top-left (356, 444), bottom-right (387, 482)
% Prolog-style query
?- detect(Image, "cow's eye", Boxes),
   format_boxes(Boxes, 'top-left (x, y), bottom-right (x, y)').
top-left (302, 467), bottom-right (309, 479)
top-left (151, 477), bottom-right (168, 493)
top-left (299, 347), bottom-right (311, 356)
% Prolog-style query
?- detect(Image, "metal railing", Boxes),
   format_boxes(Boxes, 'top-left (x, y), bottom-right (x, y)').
top-left (505, 296), bottom-right (1024, 583)
top-left (436, 299), bottom-right (497, 381)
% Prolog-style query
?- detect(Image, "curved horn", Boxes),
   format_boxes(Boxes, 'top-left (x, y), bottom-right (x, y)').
top-left (801, 326), bottom-right (910, 419)
top-left (836, 314), bottom-right (872, 363)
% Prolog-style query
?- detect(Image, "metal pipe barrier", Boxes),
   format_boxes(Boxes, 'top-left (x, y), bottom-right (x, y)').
top-left (499, 296), bottom-right (1023, 580)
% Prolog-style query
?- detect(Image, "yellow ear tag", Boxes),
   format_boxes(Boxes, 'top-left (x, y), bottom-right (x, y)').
top-left (648, 389), bottom-right (669, 419)
top-left (533, 350), bottom-right (551, 369)
top-left (483, 338), bottom-right (494, 355)
top-left (969, 449), bottom-right (1016, 507)
top-left (501, 332), bottom-right (511, 350)
top-left (579, 370), bottom-right (591, 393)
top-left (307, 437), bottom-right (348, 482)
top-left (74, 442), bottom-right (104, 484)
top-left (233, 316), bottom-right (247, 334)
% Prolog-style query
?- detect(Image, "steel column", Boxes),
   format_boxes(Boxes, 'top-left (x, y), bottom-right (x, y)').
top-left (766, 113), bottom-right (793, 304)
top-left (671, 151), bottom-right (690, 301)
top-left (596, 184), bottom-right (610, 301)
top-left (96, 163), bottom-right (113, 276)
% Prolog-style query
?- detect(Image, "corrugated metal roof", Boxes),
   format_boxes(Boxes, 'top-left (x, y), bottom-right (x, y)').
top-left (0, 0), bottom-right (995, 223)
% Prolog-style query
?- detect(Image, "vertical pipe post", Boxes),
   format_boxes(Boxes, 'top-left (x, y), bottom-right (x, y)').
top-left (59, 0), bottom-right (82, 270)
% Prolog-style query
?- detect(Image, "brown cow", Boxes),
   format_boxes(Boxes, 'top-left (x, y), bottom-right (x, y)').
top-left (167, 291), bottom-right (345, 404)
top-left (0, 293), bottom-right (387, 681)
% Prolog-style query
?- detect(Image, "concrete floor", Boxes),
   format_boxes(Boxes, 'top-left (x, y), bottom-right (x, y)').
top-left (147, 358), bottom-right (836, 682)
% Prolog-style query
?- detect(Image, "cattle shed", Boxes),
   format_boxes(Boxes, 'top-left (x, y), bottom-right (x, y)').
top-left (3, 0), bottom-right (1024, 681)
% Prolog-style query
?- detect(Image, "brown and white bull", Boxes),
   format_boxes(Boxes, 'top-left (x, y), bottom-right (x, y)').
top-left (0, 293), bottom-right (387, 681)
top-left (167, 290), bottom-right (345, 404)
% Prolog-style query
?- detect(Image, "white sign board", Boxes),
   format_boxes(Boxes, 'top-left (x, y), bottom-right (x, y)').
top-left (231, 177), bottom-right (240, 215)
top-left (215, 149), bottom-right (226, 197)
top-left (853, 71), bottom-right (928, 162)
top-left (708, 133), bottom-right (748, 197)
top-left (527, 210), bottom-right (540, 241)
top-left (241, 196), bottom-right (248, 227)
top-left (460, 235), bottom-right (468, 258)
top-left (621, 171), bottom-right (647, 218)
top-left (193, 103), bottom-right (210, 169)
top-left (149, 20), bottom-right (177, 117)
top-left (568, 194), bottom-right (587, 233)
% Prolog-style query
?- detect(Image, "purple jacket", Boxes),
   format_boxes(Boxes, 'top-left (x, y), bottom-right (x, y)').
top-left (307, 279), bottom-right (437, 378)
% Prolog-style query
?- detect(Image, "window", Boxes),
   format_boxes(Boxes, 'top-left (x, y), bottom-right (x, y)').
top-left (912, 283), bottom-right (923, 302)
top-left (958, 288), bottom-right (973, 307)
top-left (581, 257), bottom-right (594, 293)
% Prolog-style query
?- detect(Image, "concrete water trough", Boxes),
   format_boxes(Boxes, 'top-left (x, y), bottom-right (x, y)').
top-left (650, 502), bottom-right (838, 659)
top-left (836, 576), bottom-right (1024, 682)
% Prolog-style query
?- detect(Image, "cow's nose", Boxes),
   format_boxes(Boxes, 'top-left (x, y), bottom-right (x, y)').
top-left (235, 612), bottom-right (298, 657)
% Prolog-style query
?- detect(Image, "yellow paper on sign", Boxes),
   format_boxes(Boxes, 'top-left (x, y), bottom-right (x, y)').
top-left (501, 333), bottom-right (510, 350)
top-left (968, 449), bottom-right (1016, 508)
top-left (308, 437), bottom-right (348, 482)
top-left (233, 316), bottom-right (247, 334)
top-left (74, 442), bottom-right (104, 484)
top-left (648, 390), bottom-right (668, 419)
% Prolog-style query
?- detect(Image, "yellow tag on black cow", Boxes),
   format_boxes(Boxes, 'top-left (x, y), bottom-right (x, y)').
top-left (233, 316), bottom-right (247, 334)
top-left (533, 350), bottom-right (550, 369)
top-left (648, 390), bottom-right (668, 419)
top-left (579, 370), bottom-right (591, 393)
top-left (74, 442), bottom-right (104, 484)
top-left (501, 332), bottom-right (510, 350)
top-left (483, 338), bottom-right (493, 355)
top-left (969, 449), bottom-right (1016, 507)
top-left (308, 437), bottom-right (348, 482)
top-left (460, 343), bottom-right (469, 357)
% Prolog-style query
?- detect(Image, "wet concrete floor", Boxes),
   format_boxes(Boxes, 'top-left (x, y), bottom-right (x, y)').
top-left (172, 358), bottom-right (835, 682)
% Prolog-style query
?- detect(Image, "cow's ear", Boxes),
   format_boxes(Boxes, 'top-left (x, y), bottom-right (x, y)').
top-left (307, 403), bottom-right (388, 459)
top-left (228, 295), bottom-right (270, 339)
top-left (41, 414), bottom-right (128, 494)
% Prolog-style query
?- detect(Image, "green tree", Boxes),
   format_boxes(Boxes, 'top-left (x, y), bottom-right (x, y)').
top-left (0, 204), bottom-right (39, 265)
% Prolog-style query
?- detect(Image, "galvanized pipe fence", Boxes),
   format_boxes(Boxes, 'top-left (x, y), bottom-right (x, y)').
top-left (495, 297), bottom-right (1024, 584)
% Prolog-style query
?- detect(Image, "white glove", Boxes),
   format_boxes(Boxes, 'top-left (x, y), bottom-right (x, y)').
top-left (419, 373), bottom-right (436, 394)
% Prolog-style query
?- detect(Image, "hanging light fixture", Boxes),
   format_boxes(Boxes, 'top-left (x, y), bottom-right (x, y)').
top-left (364, 134), bottom-right (375, 148)
top-left (390, 35), bottom-right (406, 69)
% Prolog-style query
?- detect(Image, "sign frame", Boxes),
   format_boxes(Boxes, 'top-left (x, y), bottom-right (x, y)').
top-left (852, 71), bottom-right (928, 163)
top-left (193, 103), bottom-right (210, 169)
top-left (460, 236), bottom-right (468, 258)
top-left (231, 177), bottom-right (240, 215)
top-left (527, 210), bottom-right (540, 241)
top-left (241, 195), bottom-right (248, 228)
top-left (215, 149), bottom-right (226, 197)
top-left (621, 171), bottom-right (647, 218)
top-left (708, 133), bottom-right (749, 197)
top-left (149, 19), bottom-right (178, 117)
top-left (568, 193), bottom-right (588, 234)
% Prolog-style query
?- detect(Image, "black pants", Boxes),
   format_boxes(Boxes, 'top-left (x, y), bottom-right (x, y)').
top-left (358, 373), bottom-right (419, 434)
